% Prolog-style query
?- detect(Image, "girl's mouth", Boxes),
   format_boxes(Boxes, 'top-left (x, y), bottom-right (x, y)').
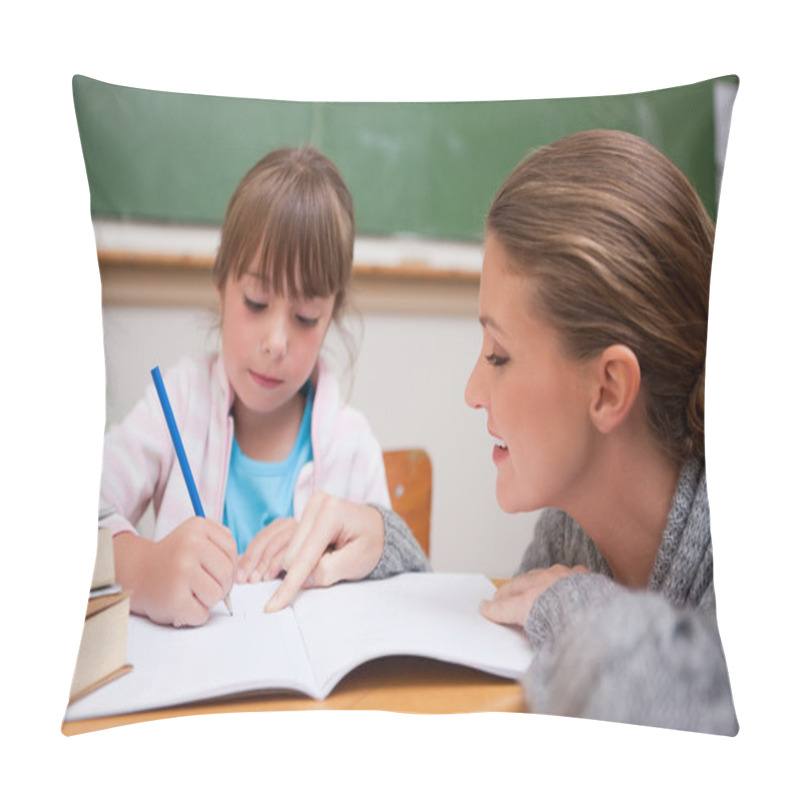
top-left (250, 371), bottom-right (283, 390)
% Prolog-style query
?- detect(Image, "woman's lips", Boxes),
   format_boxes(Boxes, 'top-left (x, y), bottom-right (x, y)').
top-left (250, 370), bottom-right (283, 389)
top-left (492, 444), bottom-right (509, 464)
top-left (490, 432), bottom-right (508, 464)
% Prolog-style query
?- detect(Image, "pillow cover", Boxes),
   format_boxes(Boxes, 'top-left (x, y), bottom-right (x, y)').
top-left (63, 75), bottom-right (739, 734)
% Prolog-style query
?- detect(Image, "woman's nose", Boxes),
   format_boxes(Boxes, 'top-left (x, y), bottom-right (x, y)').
top-left (464, 357), bottom-right (485, 410)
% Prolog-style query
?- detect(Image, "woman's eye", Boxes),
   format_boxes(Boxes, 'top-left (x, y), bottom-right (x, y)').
top-left (486, 352), bottom-right (509, 367)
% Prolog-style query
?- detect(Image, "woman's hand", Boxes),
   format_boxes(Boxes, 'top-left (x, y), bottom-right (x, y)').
top-left (480, 564), bottom-right (589, 627)
top-left (114, 518), bottom-right (238, 628)
top-left (263, 492), bottom-right (385, 613)
top-left (237, 518), bottom-right (299, 584)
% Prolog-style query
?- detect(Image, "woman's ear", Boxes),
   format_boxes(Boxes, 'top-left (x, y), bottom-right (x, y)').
top-left (589, 344), bottom-right (641, 434)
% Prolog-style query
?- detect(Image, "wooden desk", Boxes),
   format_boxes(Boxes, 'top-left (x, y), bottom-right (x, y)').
top-left (61, 655), bottom-right (526, 736)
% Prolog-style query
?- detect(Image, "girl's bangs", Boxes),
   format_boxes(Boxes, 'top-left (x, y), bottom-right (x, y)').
top-left (241, 210), bottom-right (348, 302)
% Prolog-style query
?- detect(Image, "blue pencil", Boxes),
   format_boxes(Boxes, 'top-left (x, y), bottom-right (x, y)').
top-left (151, 366), bottom-right (233, 615)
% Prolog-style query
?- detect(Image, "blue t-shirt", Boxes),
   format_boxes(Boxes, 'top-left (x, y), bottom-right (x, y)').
top-left (223, 387), bottom-right (314, 554)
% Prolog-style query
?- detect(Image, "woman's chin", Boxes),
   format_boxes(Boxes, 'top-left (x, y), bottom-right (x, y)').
top-left (495, 483), bottom-right (524, 514)
top-left (496, 478), bottom-right (544, 515)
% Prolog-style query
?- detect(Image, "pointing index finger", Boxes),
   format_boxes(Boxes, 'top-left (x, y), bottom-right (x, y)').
top-left (263, 496), bottom-right (326, 612)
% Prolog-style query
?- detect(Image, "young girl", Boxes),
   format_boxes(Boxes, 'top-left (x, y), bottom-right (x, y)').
top-left (100, 146), bottom-right (392, 628)
top-left (263, 130), bottom-right (737, 734)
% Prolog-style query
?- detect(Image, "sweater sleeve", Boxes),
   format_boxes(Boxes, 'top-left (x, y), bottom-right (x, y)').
top-left (523, 572), bottom-right (619, 648)
top-left (366, 505), bottom-right (431, 579)
top-left (522, 575), bottom-right (738, 735)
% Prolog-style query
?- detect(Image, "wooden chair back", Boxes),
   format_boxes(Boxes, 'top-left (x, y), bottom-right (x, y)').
top-left (382, 449), bottom-right (432, 556)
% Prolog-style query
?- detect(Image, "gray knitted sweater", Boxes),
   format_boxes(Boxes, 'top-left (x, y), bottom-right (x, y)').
top-left (518, 459), bottom-right (738, 735)
top-left (367, 504), bottom-right (432, 579)
top-left (369, 459), bottom-right (737, 735)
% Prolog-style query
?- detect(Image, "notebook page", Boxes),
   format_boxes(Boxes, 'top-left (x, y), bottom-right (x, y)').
top-left (292, 572), bottom-right (533, 697)
top-left (64, 582), bottom-right (316, 720)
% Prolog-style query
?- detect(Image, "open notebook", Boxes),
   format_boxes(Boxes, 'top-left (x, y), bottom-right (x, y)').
top-left (64, 572), bottom-right (533, 720)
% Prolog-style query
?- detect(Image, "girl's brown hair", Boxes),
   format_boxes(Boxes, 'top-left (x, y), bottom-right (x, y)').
top-left (487, 129), bottom-right (714, 463)
top-left (212, 146), bottom-right (355, 320)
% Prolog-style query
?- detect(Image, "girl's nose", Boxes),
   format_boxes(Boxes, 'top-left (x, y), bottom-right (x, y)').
top-left (262, 316), bottom-right (288, 358)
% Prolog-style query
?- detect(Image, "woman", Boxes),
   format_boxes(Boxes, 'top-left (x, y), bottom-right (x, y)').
top-left (263, 129), bottom-right (738, 735)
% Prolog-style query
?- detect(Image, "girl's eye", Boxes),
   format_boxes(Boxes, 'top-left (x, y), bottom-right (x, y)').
top-left (244, 297), bottom-right (267, 312)
top-left (296, 315), bottom-right (319, 328)
top-left (486, 352), bottom-right (509, 367)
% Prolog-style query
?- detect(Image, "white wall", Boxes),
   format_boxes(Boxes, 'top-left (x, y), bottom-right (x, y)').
top-left (102, 301), bottom-right (540, 578)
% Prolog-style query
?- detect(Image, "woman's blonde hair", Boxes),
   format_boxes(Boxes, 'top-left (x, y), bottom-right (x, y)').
top-left (487, 129), bottom-right (714, 463)
top-left (212, 146), bottom-right (354, 320)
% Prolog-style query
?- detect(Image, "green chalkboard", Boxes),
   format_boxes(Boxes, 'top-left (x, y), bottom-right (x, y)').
top-left (73, 75), bottom-right (736, 240)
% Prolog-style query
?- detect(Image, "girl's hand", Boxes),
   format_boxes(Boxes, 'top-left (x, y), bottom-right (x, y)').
top-left (479, 564), bottom-right (590, 627)
top-left (263, 492), bottom-right (385, 613)
top-left (237, 518), bottom-right (299, 584)
top-left (115, 518), bottom-right (238, 627)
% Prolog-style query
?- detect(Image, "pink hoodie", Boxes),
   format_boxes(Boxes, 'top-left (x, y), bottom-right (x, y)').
top-left (100, 354), bottom-right (390, 540)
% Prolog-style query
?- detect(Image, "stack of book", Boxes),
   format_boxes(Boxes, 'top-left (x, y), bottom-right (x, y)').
top-left (68, 526), bottom-right (132, 704)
